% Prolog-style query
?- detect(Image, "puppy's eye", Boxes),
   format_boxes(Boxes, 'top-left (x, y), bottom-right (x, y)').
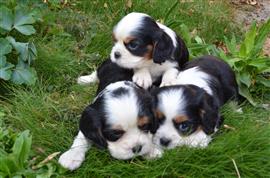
top-left (138, 123), bottom-right (150, 132)
top-left (127, 40), bottom-right (140, 50)
top-left (103, 129), bottom-right (125, 142)
top-left (177, 121), bottom-right (193, 135)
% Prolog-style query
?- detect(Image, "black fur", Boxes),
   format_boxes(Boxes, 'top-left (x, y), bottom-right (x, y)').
top-left (80, 81), bottom-right (157, 148)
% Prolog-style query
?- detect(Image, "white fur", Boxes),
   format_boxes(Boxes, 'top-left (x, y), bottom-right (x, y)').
top-left (132, 68), bottom-right (152, 89)
top-left (111, 12), bottom-right (178, 89)
top-left (153, 87), bottom-right (212, 149)
top-left (58, 131), bottom-right (90, 171)
top-left (160, 67), bottom-right (179, 87)
top-left (100, 81), bottom-right (156, 160)
top-left (173, 67), bottom-right (213, 95)
top-left (77, 71), bottom-right (98, 85)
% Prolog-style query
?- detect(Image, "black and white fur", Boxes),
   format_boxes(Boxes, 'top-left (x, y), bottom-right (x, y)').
top-left (59, 81), bottom-right (162, 171)
top-left (152, 55), bottom-right (239, 149)
top-left (78, 12), bottom-right (189, 89)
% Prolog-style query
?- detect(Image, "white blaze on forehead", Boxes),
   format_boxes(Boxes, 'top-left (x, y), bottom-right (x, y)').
top-left (114, 12), bottom-right (149, 40)
top-left (158, 89), bottom-right (186, 119)
top-left (104, 84), bottom-right (139, 130)
top-left (175, 67), bottom-right (213, 95)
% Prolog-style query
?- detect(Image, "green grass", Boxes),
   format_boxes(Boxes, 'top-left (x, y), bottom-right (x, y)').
top-left (1, 0), bottom-right (270, 177)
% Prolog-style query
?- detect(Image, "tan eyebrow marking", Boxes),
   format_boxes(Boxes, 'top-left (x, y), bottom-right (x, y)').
top-left (137, 116), bottom-right (150, 127)
top-left (173, 115), bottom-right (188, 124)
top-left (124, 36), bottom-right (135, 44)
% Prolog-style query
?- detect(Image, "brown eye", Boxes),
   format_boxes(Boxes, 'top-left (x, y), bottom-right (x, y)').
top-left (103, 129), bottom-right (125, 142)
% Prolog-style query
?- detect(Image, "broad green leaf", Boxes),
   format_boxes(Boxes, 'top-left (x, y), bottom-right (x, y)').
top-left (11, 130), bottom-right (32, 168)
top-left (250, 18), bottom-right (270, 57)
top-left (180, 24), bottom-right (191, 45)
top-left (248, 57), bottom-right (270, 72)
top-left (0, 6), bottom-right (13, 31)
top-left (0, 56), bottom-right (14, 80)
top-left (6, 37), bottom-right (36, 63)
top-left (14, 25), bottom-right (36, 36)
top-left (0, 157), bottom-right (20, 176)
top-left (256, 76), bottom-right (270, 87)
top-left (224, 35), bottom-right (237, 56)
top-left (238, 72), bottom-right (252, 87)
top-left (14, 6), bottom-right (36, 35)
top-left (239, 22), bottom-right (257, 58)
top-left (194, 36), bottom-right (203, 44)
top-left (0, 38), bottom-right (12, 55)
top-left (11, 63), bottom-right (37, 85)
top-left (237, 81), bottom-right (256, 106)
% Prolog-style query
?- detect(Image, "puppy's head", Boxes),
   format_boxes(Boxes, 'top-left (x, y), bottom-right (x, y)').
top-left (152, 85), bottom-right (221, 149)
top-left (80, 81), bottom-right (157, 159)
top-left (111, 12), bottom-right (188, 68)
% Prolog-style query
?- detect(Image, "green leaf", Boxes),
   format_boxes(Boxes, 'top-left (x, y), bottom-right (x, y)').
top-left (224, 35), bottom-right (237, 56)
top-left (194, 36), bottom-right (203, 44)
top-left (0, 157), bottom-right (20, 176)
top-left (238, 72), bottom-right (252, 87)
top-left (239, 22), bottom-right (257, 58)
top-left (11, 63), bottom-right (37, 85)
top-left (248, 57), bottom-right (270, 72)
top-left (13, 6), bottom-right (36, 35)
top-left (250, 18), bottom-right (270, 57)
top-left (0, 38), bottom-right (12, 55)
top-left (11, 130), bottom-right (32, 168)
top-left (256, 75), bottom-right (270, 87)
top-left (14, 25), bottom-right (36, 36)
top-left (0, 6), bottom-right (13, 31)
top-left (180, 24), bottom-right (191, 45)
top-left (237, 82), bottom-right (257, 106)
top-left (0, 56), bottom-right (14, 80)
top-left (6, 36), bottom-right (37, 63)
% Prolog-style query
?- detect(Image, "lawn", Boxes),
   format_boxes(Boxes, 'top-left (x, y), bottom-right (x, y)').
top-left (0, 0), bottom-right (270, 177)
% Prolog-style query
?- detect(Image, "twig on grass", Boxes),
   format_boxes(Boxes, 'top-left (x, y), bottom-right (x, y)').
top-left (231, 158), bottom-right (241, 178)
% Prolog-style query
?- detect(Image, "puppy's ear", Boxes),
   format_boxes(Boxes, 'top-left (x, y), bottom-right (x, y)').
top-left (195, 91), bottom-right (221, 135)
top-left (152, 31), bottom-right (174, 64)
top-left (175, 36), bottom-right (189, 68)
top-left (79, 105), bottom-right (107, 149)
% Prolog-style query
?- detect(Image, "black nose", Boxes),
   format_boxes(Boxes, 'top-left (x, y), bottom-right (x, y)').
top-left (114, 51), bottom-right (121, 59)
top-left (160, 137), bottom-right (171, 147)
top-left (132, 145), bottom-right (142, 154)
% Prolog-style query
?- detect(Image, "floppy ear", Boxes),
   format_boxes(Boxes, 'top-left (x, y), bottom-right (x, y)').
top-left (175, 36), bottom-right (189, 68)
top-left (195, 92), bottom-right (221, 135)
top-left (152, 31), bottom-right (174, 64)
top-left (79, 105), bottom-right (108, 149)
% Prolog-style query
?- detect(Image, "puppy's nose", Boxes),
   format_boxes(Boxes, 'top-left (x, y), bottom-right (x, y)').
top-left (114, 51), bottom-right (121, 59)
top-left (132, 145), bottom-right (142, 154)
top-left (160, 137), bottom-right (171, 147)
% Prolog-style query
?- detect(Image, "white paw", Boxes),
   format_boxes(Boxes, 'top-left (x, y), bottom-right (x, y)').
top-left (77, 71), bottom-right (98, 85)
top-left (145, 147), bottom-right (163, 159)
top-left (58, 149), bottom-right (86, 171)
top-left (132, 69), bottom-right (152, 89)
top-left (160, 68), bottom-right (179, 87)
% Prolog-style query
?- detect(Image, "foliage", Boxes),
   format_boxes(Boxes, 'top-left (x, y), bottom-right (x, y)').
top-left (216, 19), bottom-right (270, 105)
top-left (0, 4), bottom-right (40, 85)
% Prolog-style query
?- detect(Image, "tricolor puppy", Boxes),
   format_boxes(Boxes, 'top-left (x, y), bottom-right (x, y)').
top-left (78, 12), bottom-right (189, 89)
top-left (152, 55), bottom-right (239, 149)
top-left (59, 81), bottom-right (162, 171)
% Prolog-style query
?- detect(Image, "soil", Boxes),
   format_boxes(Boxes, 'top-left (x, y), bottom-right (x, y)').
top-left (231, 0), bottom-right (270, 56)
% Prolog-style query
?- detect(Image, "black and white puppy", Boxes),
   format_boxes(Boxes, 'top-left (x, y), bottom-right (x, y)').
top-left (59, 81), bottom-right (162, 171)
top-left (78, 12), bottom-right (189, 89)
top-left (152, 55), bottom-right (239, 149)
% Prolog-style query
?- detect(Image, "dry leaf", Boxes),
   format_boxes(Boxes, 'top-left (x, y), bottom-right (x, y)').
top-left (126, 0), bottom-right (133, 8)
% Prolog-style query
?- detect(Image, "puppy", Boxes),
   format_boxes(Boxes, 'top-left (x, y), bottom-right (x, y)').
top-left (78, 12), bottom-right (189, 89)
top-left (59, 81), bottom-right (162, 171)
top-left (152, 55), bottom-right (239, 149)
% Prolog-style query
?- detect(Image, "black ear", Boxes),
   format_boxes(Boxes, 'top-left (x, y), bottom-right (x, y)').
top-left (152, 31), bottom-right (174, 64)
top-left (175, 36), bottom-right (189, 68)
top-left (79, 105), bottom-right (107, 149)
top-left (197, 92), bottom-right (221, 135)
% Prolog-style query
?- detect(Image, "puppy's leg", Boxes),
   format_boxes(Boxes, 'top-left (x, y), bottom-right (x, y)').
top-left (160, 68), bottom-right (179, 87)
top-left (58, 131), bottom-right (90, 171)
top-left (132, 68), bottom-right (152, 89)
top-left (183, 130), bottom-right (212, 148)
top-left (77, 71), bottom-right (99, 85)
top-left (145, 143), bottom-right (163, 159)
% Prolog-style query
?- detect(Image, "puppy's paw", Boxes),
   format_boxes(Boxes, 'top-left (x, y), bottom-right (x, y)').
top-left (160, 68), bottom-right (179, 87)
top-left (132, 69), bottom-right (152, 89)
top-left (58, 149), bottom-right (86, 171)
top-left (77, 71), bottom-right (98, 85)
top-left (145, 147), bottom-right (163, 159)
